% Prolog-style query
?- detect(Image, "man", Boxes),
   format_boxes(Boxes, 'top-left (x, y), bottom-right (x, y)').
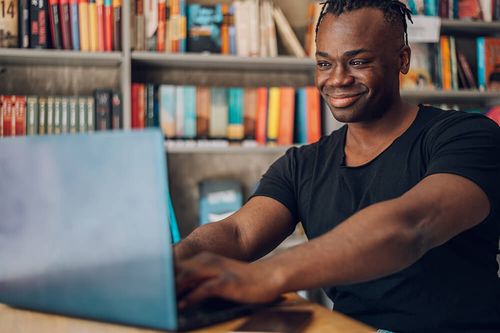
top-left (175, 1), bottom-right (500, 331)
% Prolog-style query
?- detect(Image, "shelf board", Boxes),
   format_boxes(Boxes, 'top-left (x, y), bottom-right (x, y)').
top-left (440, 19), bottom-right (500, 35)
top-left (0, 49), bottom-right (123, 67)
top-left (401, 89), bottom-right (500, 103)
top-left (132, 52), bottom-right (315, 71)
top-left (165, 141), bottom-right (291, 153)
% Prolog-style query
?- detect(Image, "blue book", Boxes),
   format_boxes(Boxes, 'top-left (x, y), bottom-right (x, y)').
top-left (423, 0), bottom-right (437, 16)
top-left (228, 5), bottom-right (237, 55)
top-left (159, 85), bottom-right (176, 139)
top-left (179, 0), bottom-right (187, 53)
top-left (227, 87), bottom-right (244, 140)
top-left (187, 4), bottom-right (223, 53)
top-left (477, 37), bottom-right (486, 91)
top-left (183, 86), bottom-right (197, 138)
top-left (295, 88), bottom-right (307, 144)
top-left (199, 179), bottom-right (243, 225)
top-left (70, 0), bottom-right (80, 50)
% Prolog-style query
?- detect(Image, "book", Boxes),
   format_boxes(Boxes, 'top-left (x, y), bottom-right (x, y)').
top-left (175, 86), bottom-right (184, 136)
top-left (209, 87), bottom-right (228, 139)
top-left (306, 87), bottom-right (321, 144)
top-left (112, 0), bottom-right (120, 50)
top-left (94, 89), bottom-right (112, 130)
top-left (48, 0), bottom-right (62, 49)
top-left (88, 0), bottom-right (98, 51)
top-left (146, 84), bottom-right (155, 127)
top-left (277, 87), bottom-right (295, 145)
top-left (14, 96), bottom-right (26, 136)
top-left (77, 96), bottom-right (87, 132)
top-left (135, 0), bottom-right (144, 50)
top-left (86, 96), bottom-right (95, 132)
top-left (255, 87), bottom-right (268, 145)
top-left (53, 96), bottom-right (62, 134)
top-left (159, 84), bottom-right (176, 138)
top-left (103, 0), bottom-right (112, 51)
top-left (183, 86), bottom-right (197, 139)
top-left (129, 0), bottom-right (135, 49)
top-left (0, 0), bottom-right (18, 47)
top-left (111, 92), bottom-right (122, 129)
top-left (157, 0), bottom-right (166, 51)
top-left (0, 96), bottom-right (3, 136)
top-left (46, 96), bottom-right (54, 134)
top-left (272, 5), bottom-right (305, 57)
top-left (423, 0), bottom-right (437, 15)
top-left (96, 0), bottom-right (105, 51)
top-left (266, 87), bottom-right (280, 143)
top-left (78, 0), bottom-right (89, 51)
top-left (144, 0), bottom-right (157, 51)
top-left (59, 0), bottom-right (72, 49)
top-left (485, 106), bottom-right (500, 125)
top-left (440, 36), bottom-right (452, 90)
top-left (220, 3), bottom-right (230, 54)
top-left (196, 86), bottom-right (210, 138)
top-left (456, 36), bottom-right (478, 89)
top-left (38, 96), bottom-right (47, 134)
top-left (187, 4), bottom-right (223, 53)
top-left (233, 0), bottom-right (248, 56)
top-left (69, 0), bottom-right (80, 50)
top-left (198, 179), bottom-right (243, 225)
top-left (295, 88), bottom-right (307, 144)
top-left (60, 96), bottom-right (69, 133)
top-left (478, 37), bottom-right (500, 91)
top-left (401, 43), bottom-right (434, 89)
top-left (26, 96), bottom-right (39, 135)
top-left (30, 0), bottom-right (43, 48)
top-left (19, 0), bottom-right (29, 47)
top-left (69, 96), bottom-right (78, 133)
top-left (2, 96), bottom-right (15, 136)
top-left (458, 0), bottom-right (482, 20)
top-left (243, 87), bottom-right (257, 140)
top-left (227, 87), bottom-right (244, 141)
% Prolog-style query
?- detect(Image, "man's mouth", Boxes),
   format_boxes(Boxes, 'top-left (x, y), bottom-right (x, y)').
top-left (327, 92), bottom-right (365, 108)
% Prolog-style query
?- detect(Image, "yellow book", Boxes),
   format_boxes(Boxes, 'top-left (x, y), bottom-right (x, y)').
top-left (266, 87), bottom-right (281, 142)
top-left (79, 0), bottom-right (90, 51)
top-left (88, 0), bottom-right (99, 51)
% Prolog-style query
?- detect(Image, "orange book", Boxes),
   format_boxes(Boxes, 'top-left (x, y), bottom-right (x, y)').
top-left (221, 4), bottom-right (230, 54)
top-left (14, 96), bottom-right (27, 136)
top-left (243, 88), bottom-right (257, 140)
top-left (137, 84), bottom-right (146, 128)
top-left (88, 0), bottom-right (98, 51)
top-left (277, 87), bottom-right (295, 145)
top-left (255, 87), bottom-right (268, 145)
top-left (79, 0), bottom-right (90, 51)
top-left (170, 0), bottom-right (180, 52)
top-left (306, 87), bottom-right (321, 144)
top-left (440, 36), bottom-right (452, 91)
top-left (196, 87), bottom-right (211, 138)
top-left (104, 0), bottom-right (113, 51)
top-left (157, 0), bottom-right (166, 51)
top-left (483, 38), bottom-right (500, 91)
top-left (96, 0), bottom-right (105, 51)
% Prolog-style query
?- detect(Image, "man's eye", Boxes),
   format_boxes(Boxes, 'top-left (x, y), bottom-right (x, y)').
top-left (316, 62), bottom-right (331, 70)
top-left (350, 59), bottom-right (368, 66)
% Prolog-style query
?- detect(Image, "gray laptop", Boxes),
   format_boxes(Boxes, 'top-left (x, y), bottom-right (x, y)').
top-left (0, 130), bottom-right (266, 331)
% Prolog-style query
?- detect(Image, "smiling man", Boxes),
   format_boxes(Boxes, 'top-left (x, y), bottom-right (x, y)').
top-left (174, 1), bottom-right (500, 332)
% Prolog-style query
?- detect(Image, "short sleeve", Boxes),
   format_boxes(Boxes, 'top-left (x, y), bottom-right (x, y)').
top-left (251, 147), bottom-right (299, 220)
top-left (425, 113), bottom-right (500, 214)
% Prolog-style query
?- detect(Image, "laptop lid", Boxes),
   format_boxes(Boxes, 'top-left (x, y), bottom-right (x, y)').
top-left (0, 130), bottom-right (179, 331)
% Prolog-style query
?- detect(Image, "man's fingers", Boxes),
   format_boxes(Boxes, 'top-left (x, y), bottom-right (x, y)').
top-left (178, 278), bottom-right (227, 309)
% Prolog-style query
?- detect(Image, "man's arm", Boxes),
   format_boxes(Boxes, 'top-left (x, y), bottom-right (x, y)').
top-left (174, 196), bottom-right (297, 261)
top-left (176, 173), bottom-right (490, 306)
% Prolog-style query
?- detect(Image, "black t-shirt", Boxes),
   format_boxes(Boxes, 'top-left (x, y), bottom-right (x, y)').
top-left (253, 105), bottom-right (500, 332)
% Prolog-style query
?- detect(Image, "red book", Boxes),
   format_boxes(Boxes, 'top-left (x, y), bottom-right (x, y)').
top-left (277, 87), bottom-right (295, 145)
top-left (255, 87), bottom-right (268, 145)
top-left (104, 0), bottom-right (113, 51)
top-left (157, 0), bottom-right (166, 51)
top-left (96, 0), bottom-right (105, 51)
top-left (15, 96), bottom-right (27, 136)
top-left (0, 95), bottom-right (4, 136)
top-left (131, 83), bottom-right (139, 128)
top-left (48, 0), bottom-right (62, 49)
top-left (59, 0), bottom-right (72, 49)
top-left (306, 87), bottom-right (321, 144)
top-left (2, 96), bottom-right (15, 137)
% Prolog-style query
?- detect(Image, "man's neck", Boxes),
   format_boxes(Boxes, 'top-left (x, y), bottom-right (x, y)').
top-left (344, 101), bottom-right (419, 167)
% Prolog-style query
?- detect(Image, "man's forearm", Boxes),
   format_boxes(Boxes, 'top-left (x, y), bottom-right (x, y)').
top-left (174, 220), bottom-right (251, 261)
top-left (258, 198), bottom-right (427, 294)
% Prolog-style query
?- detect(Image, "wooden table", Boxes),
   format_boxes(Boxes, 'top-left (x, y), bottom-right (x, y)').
top-left (0, 294), bottom-right (374, 333)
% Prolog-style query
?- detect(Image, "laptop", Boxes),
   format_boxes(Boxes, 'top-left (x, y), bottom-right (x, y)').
top-left (0, 130), bottom-right (270, 331)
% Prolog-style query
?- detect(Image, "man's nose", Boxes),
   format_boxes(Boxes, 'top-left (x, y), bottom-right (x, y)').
top-left (326, 64), bottom-right (355, 88)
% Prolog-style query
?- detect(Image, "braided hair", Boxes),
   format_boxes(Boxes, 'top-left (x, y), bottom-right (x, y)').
top-left (315, 0), bottom-right (413, 46)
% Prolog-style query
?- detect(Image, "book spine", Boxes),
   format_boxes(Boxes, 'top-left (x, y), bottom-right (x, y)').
top-left (266, 87), bottom-right (280, 142)
top-left (144, 0), bottom-right (158, 51)
top-left (86, 96), bottom-right (95, 131)
top-left (48, 0), bottom-right (62, 48)
top-left (183, 86), bottom-right (196, 138)
top-left (112, 0), bottom-right (120, 50)
top-left (306, 87), bottom-right (321, 144)
top-left (94, 89), bottom-right (111, 130)
top-left (61, 96), bottom-right (70, 133)
top-left (477, 37), bottom-right (486, 90)
top-left (2, 96), bottom-right (14, 136)
top-left (449, 36), bottom-right (459, 90)
top-left (78, 0), bottom-right (89, 50)
top-left (26, 96), bottom-right (39, 135)
top-left (69, 0), bottom-right (80, 50)
top-left (53, 96), bottom-right (62, 134)
top-left (255, 87), bottom-right (268, 145)
top-left (96, 0), bottom-right (104, 50)
top-left (440, 36), bottom-right (452, 90)
top-left (137, 83), bottom-right (145, 128)
top-left (0, 0), bottom-right (18, 47)
top-left (69, 96), bottom-right (78, 133)
top-left (424, 0), bottom-right (438, 16)
top-left (59, 0), bottom-right (72, 49)
top-left (277, 87), bottom-right (295, 145)
top-left (295, 88), bottom-right (307, 144)
top-left (38, 96), bottom-right (47, 134)
top-left (30, 0), bottom-right (40, 47)
top-left (77, 96), bottom-right (87, 132)
top-left (46, 96), bottom-right (54, 134)
top-left (175, 85), bottom-right (184, 136)
top-left (159, 85), bottom-right (176, 138)
top-left (38, 0), bottom-right (48, 47)
top-left (243, 87), bottom-right (257, 140)
top-left (227, 87), bottom-right (244, 141)
top-left (220, 4), bottom-right (229, 54)
top-left (195, 86), bottom-right (210, 139)
top-left (88, 0), bottom-right (98, 51)
top-left (157, 0), bottom-right (166, 51)
top-left (111, 92), bottom-right (122, 129)
top-left (146, 84), bottom-right (155, 127)
top-left (19, 0), bottom-right (30, 47)
top-left (178, 0), bottom-right (186, 53)
top-left (209, 87), bottom-right (228, 139)
top-left (14, 96), bottom-right (26, 136)
top-left (136, 0), bottom-right (145, 51)
top-left (103, 0), bottom-right (112, 51)
top-left (0, 95), bottom-right (3, 136)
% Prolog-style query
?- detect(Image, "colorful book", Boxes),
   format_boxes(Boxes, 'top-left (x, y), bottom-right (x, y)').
top-left (135, 0), bottom-right (144, 50)
top-left (2, 96), bottom-right (14, 136)
top-left (46, 96), bottom-right (54, 134)
top-left (103, 0), bottom-right (113, 51)
top-left (0, 0), bottom-right (18, 47)
top-left (266, 87), bottom-right (281, 143)
top-left (243, 88), bottom-right (257, 140)
top-left (209, 88), bottom-right (228, 139)
top-left (255, 87), bottom-right (268, 145)
top-left (69, 0), bottom-right (80, 50)
top-left (88, 0), bottom-right (98, 51)
top-left (227, 87), bottom-right (244, 141)
top-left (401, 43), bottom-right (434, 89)
top-left (157, 0), bottom-right (166, 51)
top-left (48, 0), bottom-right (62, 49)
top-left (146, 84), bottom-right (155, 127)
top-left (19, 0), bottom-right (30, 48)
top-left (478, 37), bottom-right (500, 91)
top-left (440, 36), bottom-right (452, 91)
top-left (26, 96), bottom-right (38, 135)
top-left (96, 0), bottom-right (105, 51)
top-left (112, 0), bottom-right (121, 50)
top-left (183, 86), bottom-right (197, 139)
top-left (144, 0), bottom-right (158, 51)
top-left (295, 88), bottom-right (307, 144)
top-left (14, 96), bottom-right (27, 136)
top-left (69, 96), bottom-right (78, 133)
top-left (111, 92), bottom-right (122, 129)
top-left (94, 89), bottom-right (112, 130)
top-left (196, 86), bottom-right (210, 138)
top-left (187, 4), bottom-right (223, 53)
top-left (159, 84), bottom-right (176, 138)
top-left (38, 96), bottom-right (47, 134)
top-left (306, 87), bottom-right (321, 144)
top-left (78, 0), bottom-right (89, 51)
top-left (59, 0), bottom-right (72, 49)
top-left (175, 86), bottom-right (184, 136)
top-left (277, 87), bottom-right (295, 145)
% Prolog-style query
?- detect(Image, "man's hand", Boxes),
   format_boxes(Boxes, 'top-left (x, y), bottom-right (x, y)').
top-left (175, 252), bottom-right (284, 308)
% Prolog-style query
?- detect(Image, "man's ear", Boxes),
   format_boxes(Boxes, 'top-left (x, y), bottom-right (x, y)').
top-left (400, 45), bottom-right (411, 74)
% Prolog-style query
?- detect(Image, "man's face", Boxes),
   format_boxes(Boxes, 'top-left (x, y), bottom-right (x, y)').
top-left (315, 8), bottom-right (410, 124)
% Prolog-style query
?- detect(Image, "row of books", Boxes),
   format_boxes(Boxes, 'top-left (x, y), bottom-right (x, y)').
top-left (0, 0), bottom-right (122, 51)
top-left (131, 0), bottom-right (305, 57)
top-left (131, 84), bottom-right (322, 145)
top-left (404, 0), bottom-right (500, 21)
top-left (0, 91), bottom-right (122, 137)
top-left (402, 36), bottom-right (500, 91)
